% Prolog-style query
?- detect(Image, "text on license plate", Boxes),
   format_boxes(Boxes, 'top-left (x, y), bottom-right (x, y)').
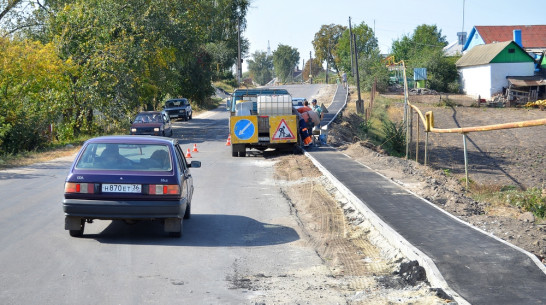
top-left (102, 184), bottom-right (142, 193)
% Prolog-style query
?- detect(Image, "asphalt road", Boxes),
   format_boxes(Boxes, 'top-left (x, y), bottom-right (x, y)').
top-left (0, 95), bottom-right (323, 305)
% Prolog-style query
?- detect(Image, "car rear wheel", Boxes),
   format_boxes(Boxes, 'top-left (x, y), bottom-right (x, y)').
top-left (183, 202), bottom-right (191, 219)
top-left (69, 219), bottom-right (85, 237)
top-left (165, 218), bottom-right (183, 238)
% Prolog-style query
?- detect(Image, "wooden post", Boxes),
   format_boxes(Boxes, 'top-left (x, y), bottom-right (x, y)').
top-left (416, 112), bottom-right (419, 163)
top-left (353, 33), bottom-right (363, 114)
top-left (425, 132), bottom-right (429, 166)
top-left (463, 133), bottom-right (469, 190)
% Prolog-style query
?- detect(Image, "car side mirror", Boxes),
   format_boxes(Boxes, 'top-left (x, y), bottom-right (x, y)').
top-left (189, 161), bottom-right (201, 168)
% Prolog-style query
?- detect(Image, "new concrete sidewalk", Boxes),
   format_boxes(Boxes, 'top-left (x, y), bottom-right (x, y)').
top-left (307, 85), bottom-right (546, 304)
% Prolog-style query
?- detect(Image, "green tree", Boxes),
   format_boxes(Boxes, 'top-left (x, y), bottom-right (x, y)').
top-left (391, 24), bottom-right (448, 62)
top-left (302, 57), bottom-right (323, 82)
top-left (41, 0), bottom-right (217, 133)
top-left (390, 24), bottom-right (458, 92)
top-left (0, 37), bottom-right (73, 152)
top-left (247, 51), bottom-right (273, 85)
top-left (199, 0), bottom-right (250, 76)
top-left (357, 49), bottom-right (390, 92)
top-left (272, 44), bottom-right (299, 83)
top-left (336, 22), bottom-right (378, 75)
top-left (0, 0), bottom-right (23, 31)
top-left (0, 0), bottom-right (250, 153)
top-left (312, 24), bottom-right (346, 74)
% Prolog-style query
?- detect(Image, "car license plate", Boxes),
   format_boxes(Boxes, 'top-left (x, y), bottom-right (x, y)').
top-left (102, 184), bottom-right (142, 193)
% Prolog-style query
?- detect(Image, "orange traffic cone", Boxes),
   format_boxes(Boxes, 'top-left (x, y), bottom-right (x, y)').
top-left (186, 148), bottom-right (192, 158)
top-left (226, 135), bottom-right (231, 146)
top-left (192, 144), bottom-right (199, 152)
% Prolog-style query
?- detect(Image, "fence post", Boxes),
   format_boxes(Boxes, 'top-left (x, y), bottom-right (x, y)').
top-left (405, 107), bottom-right (410, 159)
top-left (409, 107), bottom-right (413, 159)
top-left (463, 133), bottom-right (469, 190)
top-left (416, 112), bottom-right (420, 163)
top-left (425, 132), bottom-right (429, 166)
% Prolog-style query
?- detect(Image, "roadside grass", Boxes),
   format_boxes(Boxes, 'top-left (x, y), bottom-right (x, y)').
top-left (0, 137), bottom-right (86, 170)
top-left (213, 81), bottom-right (235, 94)
top-left (350, 92), bottom-right (407, 157)
top-left (194, 96), bottom-right (223, 113)
top-left (434, 98), bottom-right (457, 108)
top-left (469, 183), bottom-right (546, 219)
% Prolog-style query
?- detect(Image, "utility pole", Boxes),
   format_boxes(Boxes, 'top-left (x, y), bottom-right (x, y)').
top-left (349, 17), bottom-right (354, 77)
top-left (325, 46), bottom-right (329, 84)
top-left (353, 33), bottom-right (363, 114)
top-left (237, 18), bottom-right (242, 85)
top-left (309, 51), bottom-right (313, 84)
top-left (302, 59), bottom-right (305, 83)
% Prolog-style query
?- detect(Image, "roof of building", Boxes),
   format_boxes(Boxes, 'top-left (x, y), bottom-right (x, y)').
top-left (456, 41), bottom-right (534, 67)
top-left (474, 25), bottom-right (546, 48)
top-left (443, 41), bottom-right (463, 56)
top-left (506, 76), bottom-right (546, 87)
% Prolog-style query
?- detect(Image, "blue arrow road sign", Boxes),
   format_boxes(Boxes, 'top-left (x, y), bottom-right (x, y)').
top-left (234, 119), bottom-right (255, 140)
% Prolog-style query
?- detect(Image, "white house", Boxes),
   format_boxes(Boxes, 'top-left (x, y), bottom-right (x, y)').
top-left (456, 41), bottom-right (535, 99)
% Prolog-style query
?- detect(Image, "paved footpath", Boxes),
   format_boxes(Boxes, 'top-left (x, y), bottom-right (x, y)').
top-left (308, 85), bottom-right (546, 305)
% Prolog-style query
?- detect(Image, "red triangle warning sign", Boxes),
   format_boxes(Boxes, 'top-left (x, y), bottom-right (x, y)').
top-left (272, 119), bottom-right (296, 140)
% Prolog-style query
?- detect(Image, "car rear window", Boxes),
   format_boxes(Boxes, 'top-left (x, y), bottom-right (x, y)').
top-left (75, 143), bottom-right (173, 171)
top-left (166, 99), bottom-right (188, 107)
top-left (134, 113), bottom-right (162, 123)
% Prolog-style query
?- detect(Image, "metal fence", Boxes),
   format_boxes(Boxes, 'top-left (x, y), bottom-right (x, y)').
top-left (405, 102), bottom-right (546, 188)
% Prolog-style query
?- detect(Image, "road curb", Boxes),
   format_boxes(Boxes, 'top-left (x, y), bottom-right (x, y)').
top-left (304, 149), bottom-right (470, 305)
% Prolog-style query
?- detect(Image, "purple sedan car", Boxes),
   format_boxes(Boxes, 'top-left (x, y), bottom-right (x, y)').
top-left (63, 135), bottom-right (200, 237)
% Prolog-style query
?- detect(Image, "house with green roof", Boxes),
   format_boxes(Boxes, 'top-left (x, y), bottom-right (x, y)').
top-left (456, 41), bottom-right (535, 99)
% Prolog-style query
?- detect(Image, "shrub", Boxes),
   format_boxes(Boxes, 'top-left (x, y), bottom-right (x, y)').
top-left (504, 188), bottom-right (546, 218)
top-left (380, 118), bottom-right (406, 156)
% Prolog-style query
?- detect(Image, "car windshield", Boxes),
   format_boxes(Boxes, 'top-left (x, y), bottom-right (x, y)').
top-left (75, 143), bottom-right (173, 171)
top-left (166, 99), bottom-right (188, 107)
top-left (134, 113), bottom-right (162, 123)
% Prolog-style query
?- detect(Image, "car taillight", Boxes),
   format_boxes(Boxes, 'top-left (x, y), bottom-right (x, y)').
top-left (65, 182), bottom-right (95, 194)
top-left (149, 184), bottom-right (180, 195)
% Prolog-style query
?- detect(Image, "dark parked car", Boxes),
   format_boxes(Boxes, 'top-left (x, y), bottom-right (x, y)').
top-left (130, 111), bottom-right (173, 137)
top-left (164, 98), bottom-right (192, 121)
top-left (63, 136), bottom-right (201, 237)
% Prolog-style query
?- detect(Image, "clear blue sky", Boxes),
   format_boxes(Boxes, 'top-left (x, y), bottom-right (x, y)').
top-left (243, 0), bottom-right (543, 71)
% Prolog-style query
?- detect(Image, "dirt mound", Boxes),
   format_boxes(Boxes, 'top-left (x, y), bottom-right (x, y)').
top-left (270, 155), bottom-right (450, 304)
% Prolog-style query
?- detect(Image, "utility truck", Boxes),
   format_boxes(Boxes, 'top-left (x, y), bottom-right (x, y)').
top-left (228, 88), bottom-right (301, 157)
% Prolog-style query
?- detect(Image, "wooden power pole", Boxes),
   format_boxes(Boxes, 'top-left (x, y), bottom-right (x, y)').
top-left (353, 33), bottom-right (363, 114)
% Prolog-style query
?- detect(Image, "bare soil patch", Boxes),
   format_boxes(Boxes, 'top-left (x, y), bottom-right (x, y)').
top-left (328, 90), bottom-right (546, 263)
